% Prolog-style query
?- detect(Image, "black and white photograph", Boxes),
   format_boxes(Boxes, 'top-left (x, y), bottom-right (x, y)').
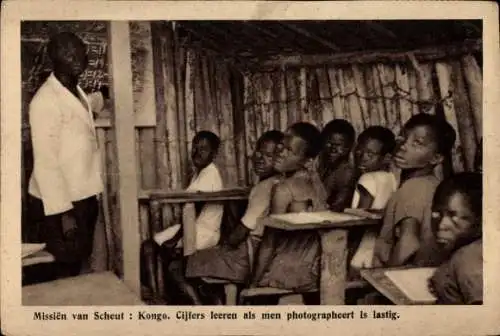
top-left (2, 1), bottom-right (499, 335)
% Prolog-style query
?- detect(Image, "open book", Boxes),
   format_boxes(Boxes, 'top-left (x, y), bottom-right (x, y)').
top-left (384, 267), bottom-right (438, 303)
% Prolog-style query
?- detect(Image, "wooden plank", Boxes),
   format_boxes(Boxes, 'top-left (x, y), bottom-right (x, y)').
top-left (270, 71), bottom-right (281, 130)
top-left (243, 75), bottom-right (257, 183)
top-left (377, 64), bottom-right (399, 131)
top-left (342, 67), bottom-right (364, 135)
top-left (184, 48), bottom-right (197, 180)
top-left (97, 128), bottom-right (113, 270)
top-left (217, 63), bottom-right (238, 187)
top-left (231, 71), bottom-right (248, 186)
top-left (259, 39), bottom-right (482, 69)
top-left (143, 187), bottom-right (250, 202)
top-left (105, 129), bottom-right (121, 273)
top-left (407, 66), bottom-right (421, 116)
top-left (351, 65), bottom-right (371, 128)
top-left (450, 60), bottom-right (478, 171)
top-left (395, 64), bottom-right (414, 125)
top-left (252, 73), bottom-right (264, 139)
top-left (139, 129), bottom-right (157, 189)
top-left (107, 21), bottom-right (141, 294)
top-left (327, 67), bottom-right (344, 120)
top-left (361, 65), bottom-right (382, 126)
top-left (320, 229), bottom-right (348, 305)
top-left (409, 55), bottom-right (436, 115)
top-left (260, 214), bottom-right (380, 231)
top-left (306, 69), bottom-right (322, 127)
top-left (335, 68), bottom-right (350, 121)
top-left (316, 67), bottom-right (334, 126)
top-left (461, 55), bottom-right (482, 139)
top-left (278, 70), bottom-right (288, 130)
top-left (286, 70), bottom-right (300, 123)
top-left (183, 202), bottom-right (197, 256)
top-left (175, 39), bottom-right (189, 187)
top-left (152, 22), bottom-right (176, 189)
top-left (130, 22), bottom-right (157, 127)
top-left (435, 61), bottom-right (465, 173)
top-left (299, 67), bottom-right (308, 122)
top-left (360, 267), bottom-right (436, 305)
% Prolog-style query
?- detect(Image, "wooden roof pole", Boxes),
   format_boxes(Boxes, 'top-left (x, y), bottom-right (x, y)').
top-left (282, 23), bottom-right (340, 52)
top-left (107, 21), bottom-right (140, 295)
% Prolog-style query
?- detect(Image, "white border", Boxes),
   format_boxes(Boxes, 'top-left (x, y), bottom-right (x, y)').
top-left (2, 1), bottom-right (499, 335)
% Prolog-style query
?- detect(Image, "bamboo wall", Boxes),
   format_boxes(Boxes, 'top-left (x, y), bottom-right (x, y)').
top-left (241, 55), bottom-right (482, 180)
top-left (101, 23), bottom-right (241, 275)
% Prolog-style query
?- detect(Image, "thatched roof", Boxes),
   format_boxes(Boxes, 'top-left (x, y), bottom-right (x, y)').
top-left (173, 20), bottom-right (482, 66)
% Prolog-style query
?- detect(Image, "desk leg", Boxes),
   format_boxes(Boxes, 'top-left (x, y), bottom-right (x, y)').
top-left (149, 200), bottom-right (163, 298)
top-left (183, 202), bottom-right (197, 256)
top-left (319, 229), bottom-right (348, 305)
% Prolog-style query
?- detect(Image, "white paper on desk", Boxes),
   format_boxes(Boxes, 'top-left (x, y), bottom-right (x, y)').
top-left (270, 211), bottom-right (365, 225)
top-left (384, 267), bottom-right (438, 303)
top-left (22, 243), bottom-right (46, 258)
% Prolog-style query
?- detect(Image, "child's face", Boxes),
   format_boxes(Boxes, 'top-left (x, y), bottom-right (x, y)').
top-left (323, 133), bottom-right (351, 166)
top-left (354, 137), bottom-right (386, 173)
top-left (191, 137), bottom-right (215, 170)
top-left (431, 191), bottom-right (480, 251)
top-left (393, 125), bottom-right (442, 170)
top-left (252, 140), bottom-right (278, 178)
top-left (273, 130), bottom-right (307, 173)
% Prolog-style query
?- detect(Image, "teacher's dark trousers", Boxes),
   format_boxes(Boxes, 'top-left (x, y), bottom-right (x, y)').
top-left (27, 195), bottom-right (99, 278)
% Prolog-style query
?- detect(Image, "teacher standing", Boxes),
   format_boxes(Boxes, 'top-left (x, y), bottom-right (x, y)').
top-left (27, 32), bottom-right (104, 278)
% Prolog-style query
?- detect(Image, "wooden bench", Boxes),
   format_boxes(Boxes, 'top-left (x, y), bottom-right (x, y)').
top-left (139, 188), bottom-right (250, 302)
top-left (239, 279), bottom-right (369, 304)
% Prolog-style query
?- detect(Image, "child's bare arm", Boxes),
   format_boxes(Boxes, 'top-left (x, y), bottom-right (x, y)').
top-left (356, 184), bottom-right (374, 209)
top-left (388, 217), bottom-right (420, 266)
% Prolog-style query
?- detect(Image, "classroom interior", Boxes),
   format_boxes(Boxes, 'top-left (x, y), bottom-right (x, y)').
top-left (20, 20), bottom-right (482, 305)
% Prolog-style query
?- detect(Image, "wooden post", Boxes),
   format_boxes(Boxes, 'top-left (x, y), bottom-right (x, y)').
top-left (320, 229), bottom-right (348, 305)
top-left (108, 21), bottom-right (141, 294)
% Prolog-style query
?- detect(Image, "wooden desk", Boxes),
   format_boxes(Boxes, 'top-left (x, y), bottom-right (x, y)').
top-left (258, 211), bottom-right (381, 305)
top-left (23, 271), bottom-right (144, 306)
top-left (141, 187), bottom-right (249, 301)
top-left (360, 267), bottom-right (437, 305)
top-left (22, 250), bottom-right (55, 267)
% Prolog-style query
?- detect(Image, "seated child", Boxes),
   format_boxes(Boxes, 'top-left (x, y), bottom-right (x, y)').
top-left (428, 172), bottom-right (483, 304)
top-left (252, 122), bottom-right (328, 293)
top-left (349, 126), bottom-right (398, 270)
top-left (141, 131), bottom-right (224, 304)
top-left (153, 131), bottom-right (224, 250)
top-left (184, 130), bottom-right (284, 288)
top-left (318, 119), bottom-right (358, 212)
top-left (372, 113), bottom-right (457, 268)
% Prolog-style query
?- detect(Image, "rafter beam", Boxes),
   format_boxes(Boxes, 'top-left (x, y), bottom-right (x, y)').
top-left (282, 22), bottom-right (340, 52)
top-left (256, 39), bottom-right (482, 70)
top-left (242, 21), bottom-right (279, 39)
top-left (364, 21), bottom-right (399, 42)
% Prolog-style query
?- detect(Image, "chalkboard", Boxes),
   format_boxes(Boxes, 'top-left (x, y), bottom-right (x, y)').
top-left (21, 20), bottom-right (157, 132)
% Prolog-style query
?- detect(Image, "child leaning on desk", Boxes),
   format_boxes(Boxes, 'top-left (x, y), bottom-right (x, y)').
top-left (349, 126), bottom-right (398, 271)
top-left (427, 172), bottom-right (483, 305)
top-left (372, 113), bottom-right (457, 269)
top-left (251, 122), bottom-right (328, 297)
top-left (141, 130), bottom-right (224, 304)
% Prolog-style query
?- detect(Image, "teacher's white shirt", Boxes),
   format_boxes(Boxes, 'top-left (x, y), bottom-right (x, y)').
top-left (28, 73), bottom-right (104, 216)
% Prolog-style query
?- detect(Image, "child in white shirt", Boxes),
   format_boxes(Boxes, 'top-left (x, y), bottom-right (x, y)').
top-left (350, 126), bottom-right (398, 270)
top-left (153, 131), bottom-right (224, 251)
